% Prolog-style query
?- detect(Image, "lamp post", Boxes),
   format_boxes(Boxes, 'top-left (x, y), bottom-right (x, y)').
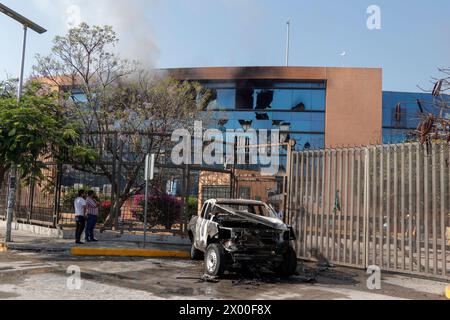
top-left (285, 18), bottom-right (291, 67)
top-left (143, 154), bottom-right (155, 248)
top-left (0, 3), bottom-right (47, 242)
top-left (280, 123), bottom-right (293, 223)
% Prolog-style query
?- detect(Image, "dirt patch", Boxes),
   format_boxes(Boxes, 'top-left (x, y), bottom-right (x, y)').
top-left (0, 291), bottom-right (19, 299)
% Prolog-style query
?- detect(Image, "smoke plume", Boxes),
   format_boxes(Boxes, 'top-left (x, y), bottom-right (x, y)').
top-left (32, 0), bottom-right (159, 68)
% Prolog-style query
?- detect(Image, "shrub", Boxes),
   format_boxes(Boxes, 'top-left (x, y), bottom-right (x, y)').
top-left (61, 187), bottom-right (88, 211)
top-left (185, 196), bottom-right (199, 220)
top-left (61, 186), bottom-right (110, 224)
top-left (136, 194), bottom-right (182, 229)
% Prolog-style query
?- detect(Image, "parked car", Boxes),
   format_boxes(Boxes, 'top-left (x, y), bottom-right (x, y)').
top-left (187, 199), bottom-right (297, 277)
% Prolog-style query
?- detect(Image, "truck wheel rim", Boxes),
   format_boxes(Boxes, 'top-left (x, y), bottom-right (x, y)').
top-left (207, 250), bottom-right (217, 273)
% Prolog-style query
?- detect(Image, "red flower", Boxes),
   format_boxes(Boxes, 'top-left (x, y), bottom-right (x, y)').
top-left (101, 201), bottom-right (112, 209)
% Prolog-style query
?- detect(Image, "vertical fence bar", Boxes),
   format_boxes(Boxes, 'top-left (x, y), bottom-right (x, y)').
top-left (320, 152), bottom-right (326, 253)
top-left (386, 146), bottom-right (391, 269)
top-left (343, 150), bottom-right (349, 264)
top-left (337, 149), bottom-right (344, 263)
top-left (27, 178), bottom-right (35, 224)
top-left (183, 165), bottom-right (190, 233)
top-left (440, 144), bottom-right (446, 277)
top-left (364, 148), bottom-right (370, 268)
top-left (424, 145), bottom-right (430, 275)
top-left (53, 164), bottom-right (62, 227)
top-left (372, 147), bottom-right (377, 266)
top-left (401, 144), bottom-right (406, 270)
top-left (408, 144), bottom-right (414, 272)
top-left (416, 144), bottom-right (422, 273)
top-left (110, 135), bottom-right (117, 230)
top-left (356, 149), bottom-right (362, 267)
top-left (326, 150), bottom-right (332, 259)
top-left (432, 144), bottom-right (438, 275)
top-left (299, 153), bottom-right (305, 257)
top-left (314, 151), bottom-right (321, 253)
top-left (293, 153), bottom-right (300, 254)
top-left (116, 140), bottom-right (123, 230)
top-left (309, 152), bottom-right (316, 257)
top-left (332, 150), bottom-right (337, 262)
top-left (303, 152), bottom-right (310, 257)
top-left (349, 149), bottom-right (355, 266)
top-left (379, 146), bottom-right (384, 268)
top-left (393, 146), bottom-right (399, 270)
top-left (447, 144), bottom-right (450, 277)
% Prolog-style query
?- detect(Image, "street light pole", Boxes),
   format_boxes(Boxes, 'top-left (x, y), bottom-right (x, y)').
top-left (5, 26), bottom-right (27, 243)
top-left (18, 25), bottom-right (28, 101)
top-left (1, 3), bottom-right (47, 243)
top-left (285, 19), bottom-right (291, 67)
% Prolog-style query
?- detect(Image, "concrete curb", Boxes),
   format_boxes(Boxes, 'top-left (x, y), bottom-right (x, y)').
top-left (0, 221), bottom-right (63, 238)
top-left (71, 247), bottom-right (190, 258)
top-left (5, 243), bottom-right (70, 253)
top-left (62, 230), bottom-right (191, 246)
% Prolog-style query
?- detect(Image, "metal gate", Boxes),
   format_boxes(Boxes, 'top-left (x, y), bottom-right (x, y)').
top-left (290, 143), bottom-right (450, 280)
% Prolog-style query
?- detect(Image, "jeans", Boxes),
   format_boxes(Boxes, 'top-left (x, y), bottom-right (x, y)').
top-left (75, 216), bottom-right (86, 243)
top-left (85, 214), bottom-right (98, 241)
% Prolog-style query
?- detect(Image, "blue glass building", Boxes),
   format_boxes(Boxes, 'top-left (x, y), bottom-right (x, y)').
top-left (382, 91), bottom-right (450, 144)
top-left (199, 80), bottom-right (327, 152)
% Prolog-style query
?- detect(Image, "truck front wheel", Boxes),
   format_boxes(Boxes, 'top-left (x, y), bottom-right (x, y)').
top-left (204, 243), bottom-right (226, 277)
top-left (274, 246), bottom-right (298, 277)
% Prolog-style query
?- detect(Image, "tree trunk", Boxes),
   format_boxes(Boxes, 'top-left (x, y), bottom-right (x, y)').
top-left (0, 166), bottom-right (8, 188)
top-left (102, 198), bottom-right (126, 230)
top-left (5, 167), bottom-right (16, 242)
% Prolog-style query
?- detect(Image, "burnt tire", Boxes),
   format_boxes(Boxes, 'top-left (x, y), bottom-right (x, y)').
top-left (190, 244), bottom-right (204, 261)
top-left (204, 243), bottom-right (226, 277)
top-left (275, 246), bottom-right (298, 277)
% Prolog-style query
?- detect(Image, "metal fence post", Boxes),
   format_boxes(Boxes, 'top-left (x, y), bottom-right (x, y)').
top-left (181, 165), bottom-right (189, 233)
top-left (431, 143), bottom-right (438, 275)
top-left (27, 177), bottom-right (35, 224)
top-left (110, 133), bottom-right (117, 230)
top-left (115, 137), bottom-right (123, 230)
top-left (363, 147), bottom-right (370, 269)
top-left (52, 163), bottom-right (62, 228)
top-left (440, 144), bottom-right (447, 277)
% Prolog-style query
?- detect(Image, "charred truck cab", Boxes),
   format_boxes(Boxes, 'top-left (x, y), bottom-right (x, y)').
top-left (187, 199), bottom-right (297, 277)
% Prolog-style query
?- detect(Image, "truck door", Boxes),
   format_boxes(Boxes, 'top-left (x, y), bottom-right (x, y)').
top-left (196, 203), bottom-right (213, 251)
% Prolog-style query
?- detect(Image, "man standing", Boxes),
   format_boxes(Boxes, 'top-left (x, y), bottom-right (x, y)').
top-left (74, 190), bottom-right (86, 245)
top-left (85, 190), bottom-right (99, 242)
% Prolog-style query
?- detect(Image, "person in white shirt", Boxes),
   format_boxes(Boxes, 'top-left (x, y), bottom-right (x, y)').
top-left (74, 190), bottom-right (87, 244)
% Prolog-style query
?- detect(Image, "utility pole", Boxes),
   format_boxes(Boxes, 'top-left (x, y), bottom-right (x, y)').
top-left (0, 3), bottom-right (46, 242)
top-left (143, 154), bottom-right (155, 248)
top-left (285, 18), bottom-right (291, 67)
top-left (5, 26), bottom-right (27, 242)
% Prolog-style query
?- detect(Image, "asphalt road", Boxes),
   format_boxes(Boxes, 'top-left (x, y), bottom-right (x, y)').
top-left (0, 250), bottom-right (447, 300)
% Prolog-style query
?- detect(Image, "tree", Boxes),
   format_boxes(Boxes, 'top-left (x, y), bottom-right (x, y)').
top-left (0, 82), bottom-right (95, 188)
top-left (33, 23), bottom-right (210, 228)
top-left (416, 68), bottom-right (450, 146)
top-left (0, 78), bottom-right (18, 99)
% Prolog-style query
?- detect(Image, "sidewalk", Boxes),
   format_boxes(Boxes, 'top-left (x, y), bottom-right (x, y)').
top-left (0, 224), bottom-right (190, 258)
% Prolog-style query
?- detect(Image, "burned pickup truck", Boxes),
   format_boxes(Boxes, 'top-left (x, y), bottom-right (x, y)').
top-left (187, 199), bottom-right (297, 277)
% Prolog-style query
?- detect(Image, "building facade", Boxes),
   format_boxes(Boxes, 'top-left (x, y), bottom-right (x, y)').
top-left (382, 91), bottom-right (449, 144)
top-left (167, 66), bottom-right (384, 150)
top-left (167, 67), bottom-right (448, 149)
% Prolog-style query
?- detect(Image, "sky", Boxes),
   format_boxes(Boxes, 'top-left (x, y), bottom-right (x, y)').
top-left (0, 0), bottom-right (449, 92)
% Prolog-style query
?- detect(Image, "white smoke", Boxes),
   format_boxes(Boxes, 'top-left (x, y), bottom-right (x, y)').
top-left (32, 0), bottom-right (159, 68)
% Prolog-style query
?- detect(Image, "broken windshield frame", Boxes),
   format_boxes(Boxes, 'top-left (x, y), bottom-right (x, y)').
top-left (214, 203), bottom-right (278, 219)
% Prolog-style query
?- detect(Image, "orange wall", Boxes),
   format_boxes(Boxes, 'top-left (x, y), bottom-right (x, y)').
top-left (324, 68), bottom-right (382, 148)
